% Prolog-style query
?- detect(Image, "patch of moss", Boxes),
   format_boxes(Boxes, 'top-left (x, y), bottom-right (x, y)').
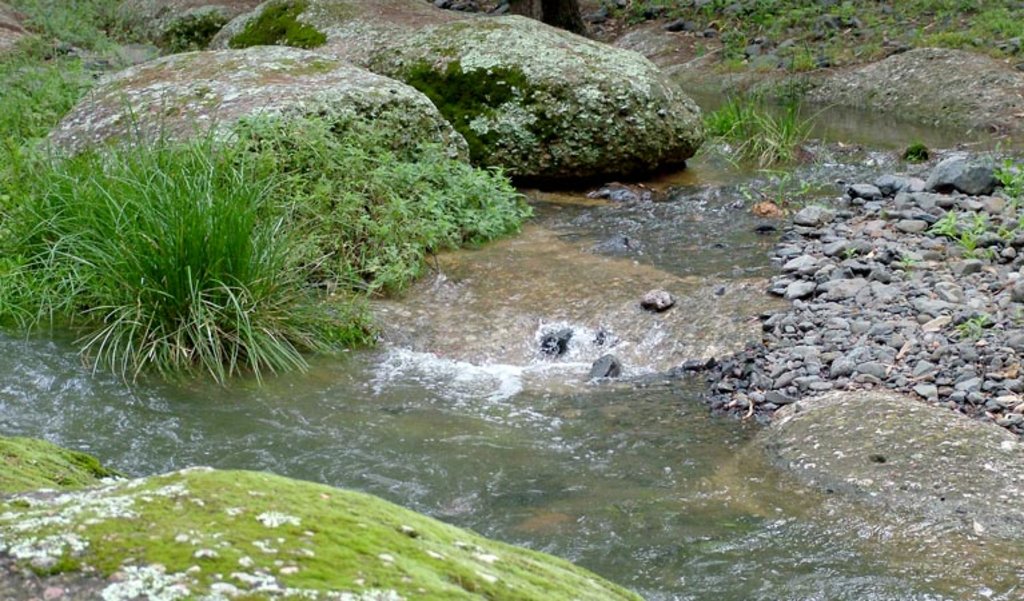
top-left (0, 468), bottom-right (641, 600)
top-left (228, 0), bottom-right (326, 50)
top-left (0, 436), bottom-right (117, 494)
top-left (903, 141), bottom-right (930, 163)
top-left (162, 10), bottom-right (230, 53)
top-left (404, 61), bottom-right (544, 162)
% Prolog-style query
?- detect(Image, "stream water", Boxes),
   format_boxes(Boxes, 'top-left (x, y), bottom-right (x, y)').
top-left (1, 114), bottom-right (1020, 600)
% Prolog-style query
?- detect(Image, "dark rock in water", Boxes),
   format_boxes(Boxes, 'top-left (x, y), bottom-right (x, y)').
top-left (754, 224), bottom-right (777, 234)
top-left (540, 328), bottom-right (573, 357)
top-left (589, 354), bottom-right (622, 379)
top-left (587, 183), bottom-right (650, 203)
top-left (640, 289), bottom-right (675, 312)
top-left (925, 157), bottom-right (999, 196)
top-left (678, 357), bottom-right (717, 372)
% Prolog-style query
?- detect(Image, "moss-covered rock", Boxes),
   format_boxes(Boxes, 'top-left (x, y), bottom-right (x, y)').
top-left (215, 0), bottom-right (704, 180)
top-left (0, 465), bottom-right (641, 600)
top-left (0, 2), bottom-right (28, 54)
top-left (49, 46), bottom-right (468, 158)
top-left (118, 0), bottom-right (264, 52)
top-left (0, 436), bottom-right (116, 494)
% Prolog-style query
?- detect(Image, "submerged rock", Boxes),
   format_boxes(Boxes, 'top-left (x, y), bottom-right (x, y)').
top-left (0, 2), bottom-right (28, 54)
top-left (761, 391), bottom-right (1024, 541)
top-left (118, 0), bottom-right (263, 51)
top-left (0, 438), bottom-right (641, 600)
top-left (50, 46), bottom-right (467, 157)
top-left (540, 328), bottom-right (573, 357)
top-left (217, 0), bottom-right (705, 179)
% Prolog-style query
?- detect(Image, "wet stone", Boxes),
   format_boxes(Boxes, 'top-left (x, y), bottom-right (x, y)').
top-left (540, 329), bottom-right (573, 357)
top-left (589, 354), bottom-right (622, 379)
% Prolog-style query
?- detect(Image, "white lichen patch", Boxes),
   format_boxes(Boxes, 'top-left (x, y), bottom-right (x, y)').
top-left (7, 533), bottom-right (88, 561)
top-left (257, 512), bottom-right (302, 528)
top-left (101, 565), bottom-right (190, 601)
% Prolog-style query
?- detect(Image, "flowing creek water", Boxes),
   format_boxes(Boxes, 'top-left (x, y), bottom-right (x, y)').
top-left (1, 114), bottom-right (1020, 600)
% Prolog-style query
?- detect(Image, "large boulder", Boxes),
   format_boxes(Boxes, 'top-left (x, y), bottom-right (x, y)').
top-left (0, 451), bottom-right (641, 599)
top-left (805, 48), bottom-right (1024, 134)
top-left (49, 45), bottom-right (468, 157)
top-left (215, 0), bottom-right (705, 180)
top-left (118, 0), bottom-right (264, 51)
top-left (761, 391), bottom-right (1024, 541)
top-left (0, 2), bottom-right (28, 54)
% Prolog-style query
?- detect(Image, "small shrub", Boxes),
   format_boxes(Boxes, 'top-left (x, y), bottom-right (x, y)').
top-left (902, 142), bottom-right (930, 163)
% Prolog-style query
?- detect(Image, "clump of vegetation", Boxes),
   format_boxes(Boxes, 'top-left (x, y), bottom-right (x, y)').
top-left (704, 96), bottom-right (812, 167)
top-left (903, 142), bottom-right (930, 163)
top-left (0, 118), bottom-right (529, 381)
top-left (956, 313), bottom-right (992, 340)
top-left (228, 0), bottom-right (326, 49)
top-left (0, 117), bottom-right (529, 382)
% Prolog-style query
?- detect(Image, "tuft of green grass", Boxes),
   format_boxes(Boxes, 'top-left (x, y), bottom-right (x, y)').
top-left (0, 137), bottom-right (365, 382)
top-left (0, 435), bottom-right (118, 494)
top-left (704, 96), bottom-right (812, 167)
top-left (6, 0), bottom-right (127, 51)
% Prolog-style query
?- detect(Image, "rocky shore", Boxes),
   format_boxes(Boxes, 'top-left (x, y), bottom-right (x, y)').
top-left (704, 154), bottom-right (1024, 437)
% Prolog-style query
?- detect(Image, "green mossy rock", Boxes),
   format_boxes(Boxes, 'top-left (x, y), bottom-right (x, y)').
top-left (216, 0), bottom-right (704, 180)
top-left (0, 436), bottom-right (116, 494)
top-left (118, 0), bottom-right (264, 51)
top-left (0, 464), bottom-right (641, 600)
top-left (49, 46), bottom-right (468, 158)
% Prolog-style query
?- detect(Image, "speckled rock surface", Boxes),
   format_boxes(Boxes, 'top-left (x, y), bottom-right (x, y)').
top-left (0, 2), bottom-right (28, 54)
top-left (119, 0), bottom-right (263, 50)
top-left (804, 48), bottom-right (1024, 134)
top-left (0, 466), bottom-right (642, 600)
top-left (49, 46), bottom-right (468, 157)
top-left (216, 0), bottom-right (705, 180)
top-left (761, 390), bottom-right (1024, 541)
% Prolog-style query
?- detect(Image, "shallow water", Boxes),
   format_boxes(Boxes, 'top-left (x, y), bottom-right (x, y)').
top-left (1, 135), bottom-right (1022, 599)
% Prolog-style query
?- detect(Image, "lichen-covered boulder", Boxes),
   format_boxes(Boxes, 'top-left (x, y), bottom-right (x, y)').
top-left (0, 464), bottom-right (642, 600)
top-left (49, 46), bottom-right (468, 158)
top-left (761, 391), bottom-right (1024, 542)
top-left (118, 0), bottom-right (264, 51)
top-left (216, 0), bottom-right (705, 180)
top-left (0, 2), bottom-right (28, 54)
top-left (0, 436), bottom-right (116, 494)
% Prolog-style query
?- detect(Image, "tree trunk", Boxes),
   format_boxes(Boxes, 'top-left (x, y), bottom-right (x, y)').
top-left (508, 0), bottom-right (587, 35)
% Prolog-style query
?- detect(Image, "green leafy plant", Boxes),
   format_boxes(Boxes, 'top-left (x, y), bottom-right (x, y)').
top-left (902, 142), bottom-right (930, 163)
top-left (956, 314), bottom-right (992, 340)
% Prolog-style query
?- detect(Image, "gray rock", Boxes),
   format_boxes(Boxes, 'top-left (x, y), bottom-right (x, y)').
top-left (793, 205), bottom-right (834, 227)
top-left (951, 259), bottom-right (984, 276)
top-left (1011, 280), bottom-right (1024, 303)
top-left (784, 280), bottom-right (817, 300)
top-left (925, 157), bottom-right (999, 196)
top-left (856, 361), bottom-right (888, 379)
top-left (848, 183), bottom-right (883, 200)
top-left (896, 219), bottom-right (929, 233)
top-left (761, 391), bottom-right (1024, 541)
top-left (782, 254), bottom-right (820, 275)
top-left (913, 384), bottom-right (939, 400)
top-left (588, 354), bottom-right (622, 379)
top-left (821, 278), bottom-right (868, 300)
top-left (830, 355), bottom-right (857, 378)
top-left (640, 289), bottom-right (675, 312)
